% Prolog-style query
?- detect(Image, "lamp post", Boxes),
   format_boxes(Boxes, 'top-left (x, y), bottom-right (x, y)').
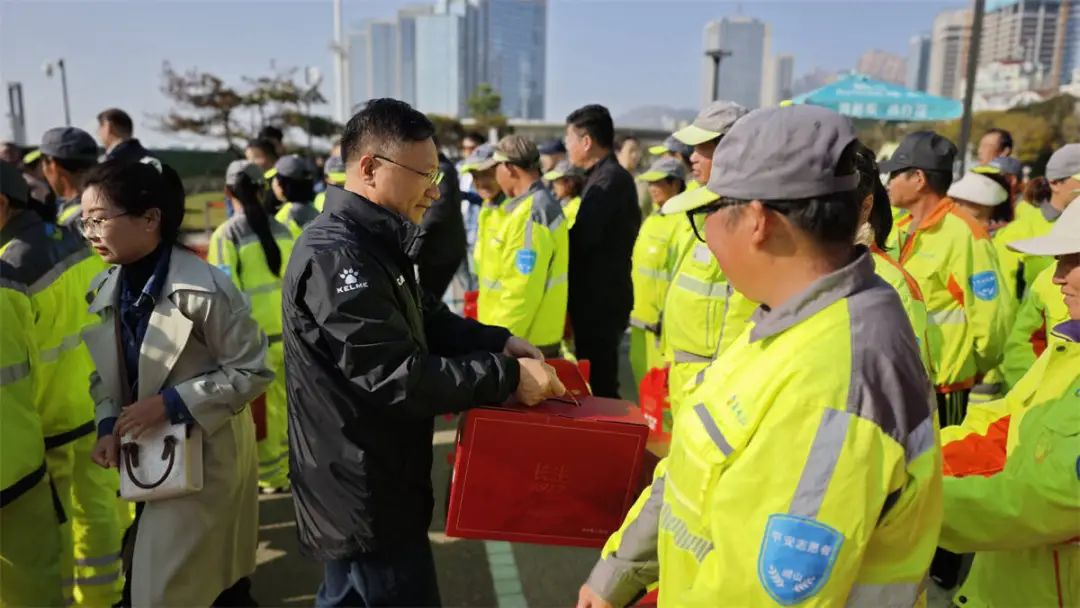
top-left (705, 49), bottom-right (733, 102)
top-left (43, 59), bottom-right (71, 126)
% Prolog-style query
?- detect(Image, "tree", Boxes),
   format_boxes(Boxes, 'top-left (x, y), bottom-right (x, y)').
top-left (157, 62), bottom-right (247, 153)
top-left (467, 83), bottom-right (507, 133)
top-left (157, 63), bottom-right (341, 152)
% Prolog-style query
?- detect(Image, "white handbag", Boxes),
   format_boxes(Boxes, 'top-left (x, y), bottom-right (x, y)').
top-left (120, 423), bottom-right (203, 501)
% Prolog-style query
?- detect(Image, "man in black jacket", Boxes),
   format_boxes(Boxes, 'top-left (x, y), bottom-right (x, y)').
top-left (282, 98), bottom-right (564, 607)
top-left (564, 104), bottom-right (641, 398)
top-left (417, 150), bottom-right (466, 299)
top-left (96, 108), bottom-right (154, 164)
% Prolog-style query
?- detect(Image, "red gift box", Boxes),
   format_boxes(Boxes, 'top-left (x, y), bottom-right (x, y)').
top-left (639, 367), bottom-right (672, 441)
top-left (445, 395), bottom-right (650, 547)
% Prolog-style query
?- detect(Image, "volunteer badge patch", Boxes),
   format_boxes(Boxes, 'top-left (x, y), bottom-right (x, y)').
top-left (970, 271), bottom-right (999, 301)
top-left (758, 514), bottom-right (843, 605)
top-left (516, 249), bottom-right (537, 274)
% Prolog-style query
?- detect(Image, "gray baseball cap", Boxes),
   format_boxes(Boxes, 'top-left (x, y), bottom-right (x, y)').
top-left (225, 160), bottom-right (265, 189)
top-left (543, 159), bottom-right (585, 182)
top-left (673, 101), bottom-right (749, 146)
top-left (987, 156), bottom-right (1022, 178)
top-left (40, 127), bottom-right (98, 162)
top-left (649, 135), bottom-right (694, 159)
top-left (637, 157), bottom-right (687, 183)
top-left (275, 154), bottom-right (314, 180)
top-left (1008, 199), bottom-right (1080, 256)
top-left (462, 143), bottom-right (497, 173)
top-left (493, 135), bottom-right (540, 169)
top-left (1045, 144), bottom-right (1080, 182)
top-left (878, 131), bottom-right (957, 175)
top-left (662, 105), bottom-right (859, 215)
top-left (0, 160), bottom-right (30, 205)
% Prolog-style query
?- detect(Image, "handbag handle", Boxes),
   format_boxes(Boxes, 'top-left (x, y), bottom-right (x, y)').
top-left (123, 435), bottom-right (178, 490)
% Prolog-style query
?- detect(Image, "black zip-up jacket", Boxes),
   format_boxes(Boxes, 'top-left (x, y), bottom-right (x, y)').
top-left (568, 153), bottom-right (641, 332)
top-left (102, 138), bottom-right (154, 164)
top-left (282, 186), bottom-right (520, 560)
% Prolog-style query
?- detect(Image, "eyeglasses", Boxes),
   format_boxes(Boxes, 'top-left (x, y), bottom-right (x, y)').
top-left (686, 199), bottom-right (748, 243)
top-left (374, 155), bottom-right (444, 186)
top-left (77, 213), bottom-right (132, 237)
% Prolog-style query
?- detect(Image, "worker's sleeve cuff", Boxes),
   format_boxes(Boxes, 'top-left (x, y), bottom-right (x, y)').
top-left (98, 417), bottom-right (117, 438)
top-left (162, 388), bottom-right (195, 425)
top-left (585, 557), bottom-right (653, 607)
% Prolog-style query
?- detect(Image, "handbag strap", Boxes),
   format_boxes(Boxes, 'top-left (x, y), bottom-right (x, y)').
top-left (122, 436), bottom-right (178, 490)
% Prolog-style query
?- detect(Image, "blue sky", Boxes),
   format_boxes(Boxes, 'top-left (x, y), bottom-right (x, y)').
top-left (1, 0), bottom-right (964, 148)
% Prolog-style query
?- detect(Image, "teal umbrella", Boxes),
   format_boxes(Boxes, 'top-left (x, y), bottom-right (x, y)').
top-left (790, 73), bottom-right (962, 122)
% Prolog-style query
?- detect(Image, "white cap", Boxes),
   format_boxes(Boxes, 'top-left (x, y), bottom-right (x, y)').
top-left (947, 172), bottom-right (1008, 207)
top-left (1008, 201), bottom-right (1080, 256)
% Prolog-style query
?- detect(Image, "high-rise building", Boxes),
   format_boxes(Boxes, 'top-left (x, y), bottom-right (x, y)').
top-left (928, 8), bottom-right (972, 99)
top-left (397, 5), bottom-right (434, 107)
top-left (482, 0), bottom-right (547, 119)
top-left (348, 20), bottom-right (399, 107)
top-left (857, 50), bottom-right (908, 85)
top-left (907, 34), bottom-right (932, 91)
top-left (981, 0), bottom-right (1078, 87)
top-left (415, 13), bottom-right (467, 116)
top-left (345, 0), bottom-right (547, 119)
top-left (763, 54), bottom-right (795, 106)
top-left (702, 16), bottom-right (769, 109)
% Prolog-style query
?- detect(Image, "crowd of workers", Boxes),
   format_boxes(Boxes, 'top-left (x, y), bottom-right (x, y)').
top-left (0, 93), bottom-right (1076, 608)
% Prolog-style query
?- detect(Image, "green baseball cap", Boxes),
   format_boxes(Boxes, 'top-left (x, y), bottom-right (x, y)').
top-left (543, 159), bottom-right (584, 182)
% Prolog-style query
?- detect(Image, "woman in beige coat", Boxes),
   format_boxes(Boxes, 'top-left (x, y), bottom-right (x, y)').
top-left (80, 159), bottom-right (272, 606)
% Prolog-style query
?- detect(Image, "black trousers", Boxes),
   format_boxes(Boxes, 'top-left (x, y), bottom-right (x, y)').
top-left (315, 538), bottom-right (441, 607)
top-left (574, 324), bottom-right (624, 398)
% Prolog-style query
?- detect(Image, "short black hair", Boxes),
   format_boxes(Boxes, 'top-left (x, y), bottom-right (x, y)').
top-left (246, 138), bottom-right (278, 160)
top-left (275, 174), bottom-right (315, 204)
top-left (853, 142), bottom-right (892, 249)
top-left (566, 104), bottom-right (615, 150)
top-left (49, 156), bottom-right (97, 176)
top-left (463, 132), bottom-right (485, 146)
top-left (97, 108), bottom-right (133, 138)
top-left (340, 98), bottom-right (435, 165)
top-left (984, 128), bottom-right (1013, 153)
top-left (258, 125), bottom-right (284, 143)
top-left (616, 135), bottom-right (640, 149)
top-left (909, 168), bottom-right (953, 197)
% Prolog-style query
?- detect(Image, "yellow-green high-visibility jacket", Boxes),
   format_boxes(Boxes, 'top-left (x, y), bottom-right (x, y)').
top-left (476, 181), bottom-right (569, 351)
top-left (1001, 265), bottom-right (1070, 389)
top-left (207, 215), bottom-right (296, 340)
top-left (561, 195), bottom-right (581, 231)
top-left (993, 200), bottom-right (1057, 302)
top-left (871, 245), bottom-right (933, 373)
top-left (630, 212), bottom-right (691, 344)
top-left (888, 198), bottom-right (1013, 393)
top-left (662, 231), bottom-right (757, 412)
top-left (473, 194), bottom-right (507, 273)
top-left (0, 211), bottom-right (107, 446)
top-left (0, 275), bottom-right (47, 504)
top-left (57, 197), bottom-right (81, 232)
top-left (938, 321), bottom-right (1079, 608)
top-left (275, 201), bottom-right (320, 238)
top-left (586, 251), bottom-right (942, 607)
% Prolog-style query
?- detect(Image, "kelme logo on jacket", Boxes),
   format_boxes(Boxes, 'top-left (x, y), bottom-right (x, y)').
top-left (758, 514), bottom-right (843, 605)
top-left (970, 271), bottom-right (999, 301)
top-left (337, 268), bottom-right (367, 294)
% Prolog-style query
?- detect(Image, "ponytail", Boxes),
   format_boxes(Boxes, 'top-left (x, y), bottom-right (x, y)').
top-left (230, 172), bottom-right (283, 276)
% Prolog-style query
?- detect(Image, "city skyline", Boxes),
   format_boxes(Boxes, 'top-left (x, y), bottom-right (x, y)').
top-left (3, 1), bottom-right (969, 149)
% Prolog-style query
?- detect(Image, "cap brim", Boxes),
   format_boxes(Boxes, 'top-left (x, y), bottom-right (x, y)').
top-left (1007, 236), bottom-right (1080, 256)
top-left (877, 158), bottom-right (910, 175)
top-left (648, 145), bottom-right (669, 156)
top-left (637, 170), bottom-right (672, 183)
top-left (23, 150), bottom-right (42, 164)
top-left (326, 171), bottom-right (346, 185)
top-left (659, 185), bottom-right (720, 215)
top-left (672, 124), bottom-right (721, 146)
top-left (543, 170), bottom-right (565, 181)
